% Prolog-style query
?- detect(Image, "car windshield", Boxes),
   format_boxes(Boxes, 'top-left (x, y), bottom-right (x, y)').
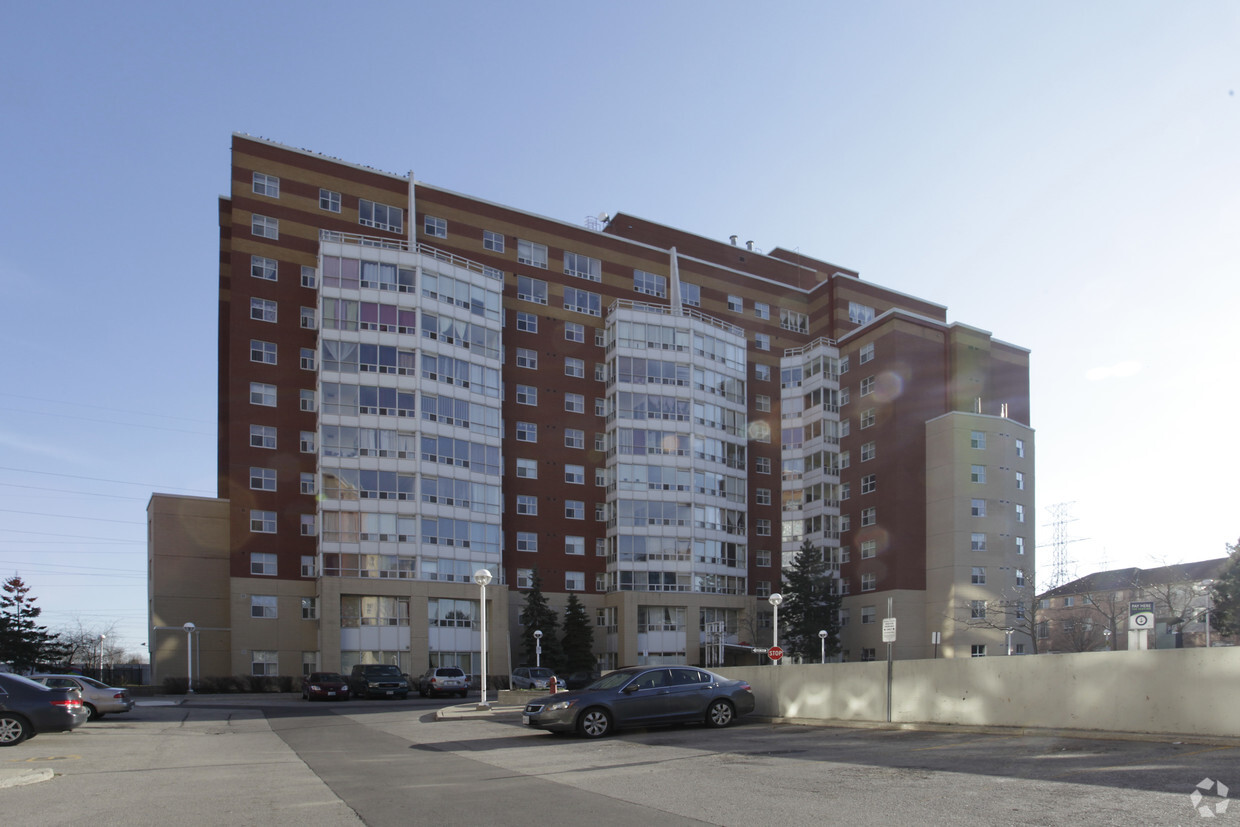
top-left (437, 668), bottom-right (464, 677)
top-left (590, 670), bottom-right (639, 690)
top-left (78, 676), bottom-right (109, 689)
top-left (312, 673), bottom-right (344, 681)
top-left (528, 668), bottom-right (554, 679)
top-left (365, 665), bottom-right (402, 675)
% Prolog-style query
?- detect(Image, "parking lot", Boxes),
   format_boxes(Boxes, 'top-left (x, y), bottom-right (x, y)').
top-left (2, 695), bottom-right (1238, 826)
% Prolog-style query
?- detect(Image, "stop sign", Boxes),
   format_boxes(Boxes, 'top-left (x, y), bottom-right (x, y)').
top-left (768, 646), bottom-right (784, 660)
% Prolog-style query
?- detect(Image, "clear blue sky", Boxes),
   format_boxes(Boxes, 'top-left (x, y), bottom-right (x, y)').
top-left (2, 1), bottom-right (1237, 656)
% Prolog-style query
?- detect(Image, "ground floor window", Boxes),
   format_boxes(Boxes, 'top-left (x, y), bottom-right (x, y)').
top-left (252, 650), bottom-right (278, 676)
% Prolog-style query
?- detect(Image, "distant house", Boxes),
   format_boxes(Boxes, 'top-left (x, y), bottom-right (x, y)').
top-left (1035, 558), bottom-right (1232, 653)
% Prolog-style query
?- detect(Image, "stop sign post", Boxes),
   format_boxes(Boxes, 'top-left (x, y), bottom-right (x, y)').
top-left (768, 646), bottom-right (784, 661)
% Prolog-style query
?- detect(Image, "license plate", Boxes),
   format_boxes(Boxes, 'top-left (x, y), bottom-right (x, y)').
top-left (327, 691), bottom-right (336, 696)
top-left (386, 690), bottom-right (395, 695)
top-left (522, 715), bottom-right (530, 725)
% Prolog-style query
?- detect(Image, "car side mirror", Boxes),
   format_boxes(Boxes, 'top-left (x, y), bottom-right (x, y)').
top-left (622, 684), bottom-right (640, 694)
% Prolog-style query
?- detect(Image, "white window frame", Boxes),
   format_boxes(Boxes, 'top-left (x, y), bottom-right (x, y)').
top-left (424, 215), bottom-right (447, 238)
top-left (252, 172), bottom-right (279, 197)
top-left (517, 239), bottom-right (548, 268)
top-left (483, 230), bottom-right (504, 252)
top-left (252, 214), bottom-right (279, 239)
top-left (319, 188), bottom-right (341, 212)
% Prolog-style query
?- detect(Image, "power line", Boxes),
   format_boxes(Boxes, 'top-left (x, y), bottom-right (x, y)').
top-left (0, 466), bottom-right (213, 495)
top-left (0, 392), bottom-right (215, 425)
top-left (0, 509), bottom-right (145, 526)
top-left (0, 482), bottom-right (149, 501)
top-left (0, 406), bottom-right (213, 437)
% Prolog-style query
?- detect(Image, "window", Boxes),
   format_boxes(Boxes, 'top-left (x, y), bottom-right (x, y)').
top-left (595, 468), bottom-right (606, 486)
top-left (840, 387), bottom-right (850, 405)
top-left (860, 376), bottom-right (875, 396)
top-left (1016, 536), bottom-right (1025, 555)
top-left (516, 421), bottom-right (537, 442)
top-left (516, 458), bottom-right (537, 479)
top-left (565, 358), bottom-right (585, 378)
top-left (517, 532), bottom-right (537, 552)
top-left (1015, 504), bottom-right (1025, 523)
top-left (564, 429), bottom-right (584, 449)
top-left (839, 356), bottom-right (850, 374)
top-left (300, 514), bottom-right (316, 537)
top-left (756, 457), bottom-right (771, 474)
top-left (516, 495), bottom-right (538, 515)
top-left (565, 536), bottom-right (585, 555)
top-left (301, 597), bottom-right (317, 620)
top-left (250, 466), bottom-right (276, 491)
top-left (516, 384), bottom-right (537, 406)
top-left (967, 430), bottom-right (987, 450)
top-left (300, 306), bottom-right (316, 329)
top-left (250, 425), bottom-right (276, 449)
top-left (516, 312), bottom-right (538, 333)
top-left (251, 510), bottom-right (276, 533)
top-left (251, 255), bottom-right (277, 281)
top-left (250, 339), bottom-right (277, 365)
top-left (861, 474), bottom-right (876, 495)
top-left (971, 533), bottom-right (986, 551)
top-left (516, 568), bottom-right (534, 589)
top-left (252, 214), bottom-right (278, 239)
top-left (516, 347), bottom-right (537, 369)
top-left (839, 609), bottom-right (850, 627)
top-left (755, 364), bottom-right (770, 382)
top-left (517, 276), bottom-right (548, 304)
top-left (971, 498), bottom-right (986, 517)
top-left (841, 482), bottom-right (851, 500)
top-left (359, 199), bottom-right (402, 233)
top-left (970, 465), bottom-right (986, 484)
top-left (594, 432), bottom-right (606, 451)
top-left (517, 239), bottom-right (548, 268)
top-left (424, 215), bottom-right (447, 238)
top-left (860, 441), bottom-right (876, 462)
top-left (756, 395), bottom-right (771, 413)
top-left (1015, 568), bottom-right (1026, 587)
top-left (861, 573), bottom-right (876, 592)
top-left (1037, 621), bottom-right (1050, 639)
top-left (595, 503), bottom-right (606, 522)
top-left (300, 472), bottom-right (315, 495)
top-left (860, 408), bottom-right (875, 429)
top-left (861, 606), bottom-right (876, 624)
top-left (728, 295), bottom-right (743, 313)
top-left (1016, 471), bottom-right (1025, 490)
top-left (754, 302), bottom-right (770, 320)
top-left (301, 555), bottom-right (316, 577)
top-left (756, 519), bottom-right (771, 536)
top-left (840, 419), bottom-right (851, 438)
top-left (848, 301), bottom-right (875, 325)
top-left (565, 571), bottom-right (585, 591)
top-left (565, 322), bottom-right (584, 342)
top-left (861, 507), bottom-right (876, 527)
top-left (755, 488), bottom-right (771, 506)
top-left (251, 650), bottom-right (277, 677)
top-left (250, 552), bottom-right (276, 576)
top-left (971, 645), bottom-right (986, 658)
top-left (299, 389), bottom-right (315, 412)
top-left (319, 188), bottom-right (341, 212)
top-left (681, 282), bottom-right (700, 307)
top-left (565, 464), bottom-right (584, 484)
top-left (756, 581), bottom-right (771, 598)
top-left (859, 343), bottom-right (875, 364)
top-left (563, 286), bottom-right (601, 316)
top-left (565, 500), bottom-right (584, 520)
top-left (1016, 439), bottom-right (1025, 458)
top-left (971, 600), bottom-right (986, 619)
top-left (252, 172), bottom-right (279, 197)
top-left (300, 348), bottom-right (315, 371)
top-left (251, 595), bottom-right (277, 619)
top-left (301, 266), bottom-right (316, 288)
top-left (483, 230), bottom-right (504, 252)
top-left (564, 252), bottom-right (601, 281)
top-left (594, 397), bottom-right (606, 416)
top-left (972, 566), bottom-right (986, 585)
top-left (756, 550), bottom-right (771, 567)
top-left (755, 333), bottom-right (770, 351)
top-left (861, 540), bottom-right (877, 559)
top-left (564, 393), bottom-right (585, 413)
top-left (1064, 596), bottom-right (1075, 607)
top-left (250, 298), bottom-right (277, 322)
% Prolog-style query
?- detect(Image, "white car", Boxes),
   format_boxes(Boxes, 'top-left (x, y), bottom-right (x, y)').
top-left (30, 674), bottom-right (135, 720)
top-left (510, 667), bottom-right (567, 690)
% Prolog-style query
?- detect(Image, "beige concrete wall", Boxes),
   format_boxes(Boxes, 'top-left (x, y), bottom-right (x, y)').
top-left (719, 647), bottom-right (1240, 737)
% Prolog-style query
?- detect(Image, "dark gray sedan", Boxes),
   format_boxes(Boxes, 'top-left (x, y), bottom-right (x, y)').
top-left (0, 672), bottom-right (89, 746)
top-left (522, 665), bottom-right (755, 738)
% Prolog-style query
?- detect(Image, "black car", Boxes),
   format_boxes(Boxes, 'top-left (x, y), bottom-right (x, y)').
top-left (0, 672), bottom-right (89, 746)
top-left (522, 665), bottom-right (755, 738)
top-left (348, 664), bottom-right (410, 699)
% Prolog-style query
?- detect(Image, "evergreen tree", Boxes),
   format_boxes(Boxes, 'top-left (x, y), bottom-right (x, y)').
top-left (0, 576), bottom-right (68, 671)
top-left (559, 593), bottom-right (596, 673)
top-left (780, 540), bottom-right (842, 661)
top-left (516, 569), bottom-right (562, 669)
top-left (1210, 539), bottom-right (1240, 638)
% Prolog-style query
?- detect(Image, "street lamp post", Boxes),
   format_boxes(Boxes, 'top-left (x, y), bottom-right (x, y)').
top-left (818, 629), bottom-right (828, 664)
top-left (1199, 580), bottom-right (1216, 648)
top-left (533, 630), bottom-right (543, 668)
top-left (768, 593), bottom-right (783, 665)
top-left (474, 569), bottom-right (492, 710)
top-left (1005, 628), bottom-right (1014, 656)
top-left (182, 622), bottom-right (196, 694)
top-left (99, 634), bottom-right (106, 679)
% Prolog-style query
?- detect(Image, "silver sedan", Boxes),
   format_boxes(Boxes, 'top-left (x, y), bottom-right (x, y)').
top-left (30, 675), bottom-right (135, 720)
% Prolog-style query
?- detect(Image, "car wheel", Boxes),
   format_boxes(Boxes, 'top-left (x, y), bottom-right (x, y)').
top-left (419, 686), bottom-right (428, 697)
top-left (0, 714), bottom-right (30, 747)
top-left (458, 691), bottom-right (467, 698)
top-left (85, 704), bottom-right (100, 722)
top-left (705, 699), bottom-right (735, 728)
top-left (577, 707), bottom-right (612, 739)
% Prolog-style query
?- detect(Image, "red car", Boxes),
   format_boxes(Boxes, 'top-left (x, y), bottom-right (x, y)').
top-left (301, 672), bottom-right (350, 701)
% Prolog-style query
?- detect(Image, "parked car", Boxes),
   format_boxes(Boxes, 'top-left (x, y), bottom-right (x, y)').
top-left (417, 667), bottom-right (470, 698)
top-left (510, 667), bottom-right (567, 690)
top-left (565, 670), bottom-right (601, 690)
top-left (0, 672), bottom-right (89, 746)
top-left (522, 665), bottom-right (755, 738)
top-left (301, 672), bottom-right (349, 701)
top-left (29, 674), bottom-right (134, 720)
top-left (348, 664), bottom-right (410, 699)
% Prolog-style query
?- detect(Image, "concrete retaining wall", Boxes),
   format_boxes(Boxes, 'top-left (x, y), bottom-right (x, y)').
top-left (717, 647), bottom-right (1240, 737)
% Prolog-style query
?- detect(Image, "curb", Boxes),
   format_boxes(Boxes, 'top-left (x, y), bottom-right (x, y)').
top-left (0, 767), bottom-right (55, 788)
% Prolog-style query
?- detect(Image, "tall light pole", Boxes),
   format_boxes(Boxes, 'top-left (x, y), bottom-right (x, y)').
top-left (1005, 628), bottom-right (1014, 656)
top-left (1199, 580), bottom-right (1216, 648)
top-left (769, 593), bottom-right (783, 665)
top-left (533, 630), bottom-right (543, 668)
top-left (182, 622), bottom-right (196, 694)
top-left (98, 634), bottom-right (106, 679)
top-left (474, 569), bottom-right (492, 710)
top-left (818, 629), bottom-right (828, 664)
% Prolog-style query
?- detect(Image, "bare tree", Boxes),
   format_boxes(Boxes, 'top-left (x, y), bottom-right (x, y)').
top-left (953, 587), bottom-right (1041, 654)
top-left (55, 619), bottom-right (120, 672)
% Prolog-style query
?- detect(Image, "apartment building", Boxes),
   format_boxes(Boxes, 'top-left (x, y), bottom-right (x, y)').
top-left (146, 134), bottom-right (1034, 683)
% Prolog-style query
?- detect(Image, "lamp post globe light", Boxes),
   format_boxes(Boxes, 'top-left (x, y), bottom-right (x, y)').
top-left (768, 593), bottom-right (783, 665)
top-left (818, 629), bottom-right (828, 664)
top-left (473, 569), bottom-right (493, 710)
top-left (533, 629), bottom-right (543, 668)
